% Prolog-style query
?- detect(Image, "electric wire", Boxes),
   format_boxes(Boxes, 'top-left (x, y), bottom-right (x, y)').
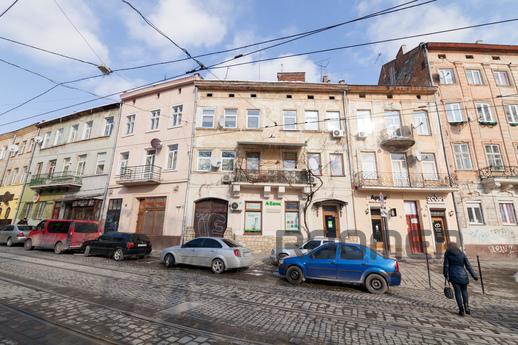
top-left (0, 0), bottom-right (19, 19)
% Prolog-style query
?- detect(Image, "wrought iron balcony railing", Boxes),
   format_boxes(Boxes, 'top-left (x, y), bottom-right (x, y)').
top-left (354, 171), bottom-right (457, 189)
top-left (234, 169), bottom-right (310, 185)
top-left (117, 165), bottom-right (161, 185)
top-left (379, 125), bottom-right (415, 151)
top-left (29, 171), bottom-right (82, 190)
top-left (479, 166), bottom-right (518, 179)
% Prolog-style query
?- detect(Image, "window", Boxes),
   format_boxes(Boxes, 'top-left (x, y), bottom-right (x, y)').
top-left (21, 166), bottom-right (28, 184)
top-left (23, 203), bottom-right (33, 219)
top-left (42, 131), bottom-right (51, 148)
top-left (439, 69), bottom-right (455, 84)
top-left (311, 244), bottom-right (336, 259)
top-left (221, 151), bottom-right (235, 171)
top-left (3, 170), bottom-right (10, 185)
top-left (27, 139), bottom-right (34, 153)
top-left (446, 103), bottom-right (464, 122)
top-left (164, 144), bottom-right (178, 170)
top-left (18, 140), bottom-right (26, 155)
top-left (340, 245), bottom-right (364, 260)
top-left (11, 168), bottom-right (19, 185)
top-left (76, 155), bottom-right (87, 176)
top-left (246, 152), bottom-right (260, 172)
top-left (302, 240), bottom-right (322, 250)
top-left (9, 144), bottom-right (17, 158)
top-left (360, 152), bottom-right (377, 179)
top-left (476, 103), bottom-right (494, 122)
top-left (4, 207), bottom-right (10, 219)
top-left (184, 238), bottom-right (205, 248)
top-left (35, 162), bottom-right (43, 176)
top-left (467, 202), bottom-right (484, 225)
top-left (421, 153), bottom-right (438, 180)
top-left (499, 203), bottom-right (517, 225)
top-left (126, 115), bottom-right (135, 134)
top-left (62, 158), bottom-right (71, 175)
top-left (304, 111), bottom-right (319, 130)
top-left (150, 110), bottom-right (160, 130)
top-left (224, 108), bottom-right (237, 128)
top-left (54, 128), bottom-right (64, 146)
top-left (47, 160), bottom-right (56, 177)
top-left (283, 110), bottom-right (297, 130)
top-left (329, 153), bottom-right (344, 176)
top-left (0, 146), bottom-right (5, 160)
top-left (197, 151), bottom-right (212, 171)
top-left (119, 152), bottom-right (129, 174)
top-left (82, 121), bottom-right (93, 140)
top-left (356, 110), bottom-right (372, 134)
top-left (505, 105), bottom-right (518, 124)
top-left (244, 201), bottom-right (262, 233)
top-left (285, 202), bottom-right (299, 231)
top-left (384, 111), bottom-right (401, 135)
top-left (202, 238), bottom-right (223, 248)
top-left (493, 71), bottom-right (511, 86)
top-left (171, 105), bottom-right (183, 127)
top-left (246, 109), bottom-right (260, 129)
top-left (326, 111), bottom-right (340, 131)
top-left (75, 223), bottom-right (100, 233)
top-left (283, 152), bottom-right (297, 169)
top-left (68, 124), bottom-right (78, 143)
top-left (201, 108), bottom-right (215, 128)
top-left (96, 152), bottom-right (107, 175)
top-left (36, 202), bottom-right (47, 219)
top-left (307, 153), bottom-right (321, 176)
top-left (104, 117), bottom-right (114, 136)
top-left (466, 69), bottom-right (483, 85)
top-left (48, 221), bottom-right (71, 234)
top-left (485, 144), bottom-right (504, 170)
top-left (412, 111), bottom-right (431, 135)
top-left (453, 143), bottom-right (473, 170)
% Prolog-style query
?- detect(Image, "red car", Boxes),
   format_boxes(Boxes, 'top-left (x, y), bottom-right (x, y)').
top-left (24, 219), bottom-right (102, 254)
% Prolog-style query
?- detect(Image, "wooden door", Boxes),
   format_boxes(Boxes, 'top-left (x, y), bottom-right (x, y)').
top-left (370, 208), bottom-right (384, 251)
top-left (322, 206), bottom-right (340, 238)
top-left (136, 197), bottom-right (166, 236)
top-left (431, 211), bottom-right (449, 253)
top-left (194, 199), bottom-right (228, 237)
top-left (404, 201), bottom-right (424, 254)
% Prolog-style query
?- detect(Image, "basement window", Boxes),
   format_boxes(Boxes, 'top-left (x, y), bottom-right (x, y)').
top-left (416, 95), bottom-right (421, 99)
top-left (387, 94), bottom-right (393, 99)
top-left (438, 54), bottom-right (446, 59)
top-left (250, 94), bottom-right (257, 98)
top-left (286, 95), bottom-right (292, 99)
top-left (329, 96), bottom-right (335, 100)
top-left (157, 92), bottom-right (160, 99)
top-left (178, 88), bottom-right (182, 94)
top-left (465, 55), bottom-right (474, 59)
top-left (359, 93), bottom-right (366, 98)
top-left (207, 93), bottom-right (213, 97)
top-left (492, 56), bottom-right (501, 61)
top-left (229, 93), bottom-right (235, 98)
top-left (307, 95), bottom-right (314, 100)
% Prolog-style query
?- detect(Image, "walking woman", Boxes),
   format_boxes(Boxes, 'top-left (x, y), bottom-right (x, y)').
top-left (443, 242), bottom-right (478, 316)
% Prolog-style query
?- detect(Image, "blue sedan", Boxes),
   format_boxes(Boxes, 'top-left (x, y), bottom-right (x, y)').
top-left (278, 242), bottom-right (401, 294)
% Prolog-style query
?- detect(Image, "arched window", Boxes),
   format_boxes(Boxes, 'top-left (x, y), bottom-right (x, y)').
top-left (5, 207), bottom-right (11, 219)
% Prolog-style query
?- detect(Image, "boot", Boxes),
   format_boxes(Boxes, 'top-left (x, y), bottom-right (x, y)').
top-left (464, 303), bottom-right (471, 315)
top-left (458, 306), bottom-right (465, 317)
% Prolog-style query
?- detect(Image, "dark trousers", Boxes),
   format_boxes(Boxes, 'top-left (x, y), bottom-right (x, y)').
top-left (452, 283), bottom-right (469, 310)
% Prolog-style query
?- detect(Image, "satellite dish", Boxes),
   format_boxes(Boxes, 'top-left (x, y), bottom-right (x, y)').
top-left (150, 138), bottom-right (162, 149)
top-left (218, 117), bottom-right (225, 128)
top-left (33, 136), bottom-right (43, 144)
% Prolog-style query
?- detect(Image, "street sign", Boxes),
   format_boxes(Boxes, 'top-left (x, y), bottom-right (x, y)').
top-left (379, 192), bottom-right (385, 208)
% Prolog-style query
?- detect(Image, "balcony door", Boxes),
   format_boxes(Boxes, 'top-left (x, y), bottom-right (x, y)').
top-left (391, 154), bottom-right (409, 186)
top-left (384, 111), bottom-right (402, 137)
top-left (144, 149), bottom-right (156, 179)
top-left (47, 160), bottom-right (57, 178)
top-left (246, 152), bottom-right (260, 173)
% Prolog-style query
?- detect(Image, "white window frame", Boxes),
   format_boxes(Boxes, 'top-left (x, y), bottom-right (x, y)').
top-left (326, 111), bottom-right (341, 131)
top-left (54, 128), bottom-right (64, 146)
top-left (126, 115), bottom-right (135, 135)
top-left (167, 144), bottom-right (178, 170)
top-left (246, 109), bottom-right (260, 129)
top-left (82, 121), bottom-right (93, 140)
top-left (224, 108), bottom-right (238, 128)
top-left (200, 108), bottom-right (215, 128)
top-left (505, 104), bottom-right (518, 124)
top-left (356, 110), bottom-right (373, 134)
top-left (307, 153), bottom-right (322, 176)
top-left (42, 131), bottom-right (52, 148)
top-left (421, 153), bottom-right (438, 180)
top-left (18, 140), bottom-right (26, 155)
top-left (104, 117), bottom-right (114, 136)
top-left (119, 152), bottom-right (129, 175)
top-left (171, 105), bottom-right (183, 127)
top-left (304, 110), bottom-right (319, 131)
top-left (466, 69), bottom-right (483, 85)
top-left (21, 166), bottom-right (28, 184)
top-left (283, 110), bottom-right (297, 130)
top-left (466, 202), bottom-right (485, 225)
top-left (446, 103), bottom-right (464, 123)
top-left (62, 158), bottom-right (71, 175)
top-left (76, 155), bottom-right (87, 176)
top-left (329, 153), bottom-right (344, 176)
top-left (412, 111), bottom-right (431, 135)
top-left (485, 144), bottom-right (504, 170)
top-left (11, 168), bottom-right (19, 185)
top-left (493, 70), bottom-right (511, 86)
top-left (221, 151), bottom-right (236, 172)
top-left (453, 143), bottom-right (473, 170)
top-left (476, 103), bottom-right (494, 122)
top-left (150, 110), bottom-right (160, 130)
top-left (197, 150), bottom-right (212, 171)
top-left (499, 202), bottom-right (517, 225)
top-left (95, 152), bottom-right (107, 175)
top-left (438, 68), bottom-right (455, 84)
top-left (360, 152), bottom-right (378, 180)
top-left (282, 152), bottom-right (298, 170)
top-left (68, 124), bottom-right (79, 143)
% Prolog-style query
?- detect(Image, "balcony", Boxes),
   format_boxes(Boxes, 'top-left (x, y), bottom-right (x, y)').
top-left (479, 166), bottom-right (518, 191)
top-left (29, 172), bottom-right (82, 191)
top-left (116, 165), bottom-right (161, 186)
top-left (379, 125), bottom-right (415, 152)
top-left (354, 171), bottom-right (457, 191)
top-left (234, 169), bottom-right (310, 186)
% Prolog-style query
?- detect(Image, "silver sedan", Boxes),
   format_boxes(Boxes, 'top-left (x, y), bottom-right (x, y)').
top-left (160, 237), bottom-right (253, 274)
top-left (0, 224), bottom-right (34, 246)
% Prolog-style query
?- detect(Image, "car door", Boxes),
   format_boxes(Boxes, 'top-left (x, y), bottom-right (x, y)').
top-left (89, 235), bottom-right (110, 255)
top-left (196, 238), bottom-right (222, 267)
top-left (178, 238), bottom-right (204, 265)
top-left (336, 244), bottom-right (367, 283)
top-left (305, 243), bottom-right (338, 280)
top-left (31, 221), bottom-right (45, 247)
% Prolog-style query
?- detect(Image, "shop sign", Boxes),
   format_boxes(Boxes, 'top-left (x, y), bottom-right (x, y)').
top-left (427, 194), bottom-right (445, 204)
top-left (264, 200), bottom-right (281, 213)
top-left (2, 192), bottom-right (13, 203)
top-left (369, 194), bottom-right (389, 203)
top-left (72, 199), bottom-right (96, 207)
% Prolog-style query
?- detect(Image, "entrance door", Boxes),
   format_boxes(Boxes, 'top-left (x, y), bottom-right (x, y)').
top-left (404, 201), bottom-right (424, 254)
top-left (194, 199), bottom-right (228, 237)
top-left (105, 199), bottom-right (122, 232)
top-left (391, 153), bottom-right (409, 187)
top-left (136, 197), bottom-right (166, 236)
top-left (431, 210), bottom-right (449, 254)
top-left (370, 208), bottom-right (384, 252)
top-left (322, 206), bottom-right (340, 238)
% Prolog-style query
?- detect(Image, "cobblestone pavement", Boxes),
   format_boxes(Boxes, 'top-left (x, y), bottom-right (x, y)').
top-left (0, 247), bottom-right (517, 345)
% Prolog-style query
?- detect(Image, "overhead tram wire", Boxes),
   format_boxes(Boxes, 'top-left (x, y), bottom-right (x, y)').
top-left (0, 0), bottom-right (19, 19)
top-left (2, 17), bottom-right (518, 128)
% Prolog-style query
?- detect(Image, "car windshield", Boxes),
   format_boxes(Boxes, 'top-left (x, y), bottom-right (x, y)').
top-left (17, 226), bottom-right (33, 231)
top-left (222, 239), bottom-right (241, 247)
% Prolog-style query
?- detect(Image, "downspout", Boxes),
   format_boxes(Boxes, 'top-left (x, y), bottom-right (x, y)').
top-left (13, 128), bottom-right (40, 223)
top-left (99, 103), bottom-right (123, 226)
top-left (180, 82), bottom-right (198, 245)
top-left (423, 44), bottom-right (464, 250)
top-left (0, 134), bottom-right (17, 186)
top-left (341, 88), bottom-right (358, 235)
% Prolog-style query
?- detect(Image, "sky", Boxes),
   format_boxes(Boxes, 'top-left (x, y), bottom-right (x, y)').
top-left (1, 0), bottom-right (518, 132)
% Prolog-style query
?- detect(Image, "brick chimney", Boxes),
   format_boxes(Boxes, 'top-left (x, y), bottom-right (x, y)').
top-left (277, 72), bottom-right (305, 82)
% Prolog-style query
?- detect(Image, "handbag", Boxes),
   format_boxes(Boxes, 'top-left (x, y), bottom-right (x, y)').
top-left (444, 278), bottom-right (454, 299)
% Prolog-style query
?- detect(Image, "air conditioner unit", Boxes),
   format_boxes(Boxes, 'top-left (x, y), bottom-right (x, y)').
top-left (221, 174), bottom-right (232, 184)
top-left (415, 151), bottom-right (423, 162)
top-left (33, 136), bottom-right (43, 144)
top-left (331, 129), bottom-right (344, 138)
top-left (210, 157), bottom-right (221, 169)
top-left (7, 145), bottom-right (18, 153)
top-left (229, 201), bottom-right (243, 212)
top-left (356, 131), bottom-right (367, 139)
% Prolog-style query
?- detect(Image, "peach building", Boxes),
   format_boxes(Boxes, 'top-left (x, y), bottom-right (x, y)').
top-left (380, 42), bottom-right (518, 257)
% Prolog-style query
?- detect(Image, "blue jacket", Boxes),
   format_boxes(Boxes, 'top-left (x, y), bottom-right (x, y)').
top-left (443, 248), bottom-right (477, 285)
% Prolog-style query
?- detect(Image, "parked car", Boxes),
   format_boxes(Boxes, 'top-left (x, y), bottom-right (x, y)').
top-left (24, 219), bottom-right (102, 254)
top-left (82, 232), bottom-right (152, 261)
top-left (0, 224), bottom-right (34, 246)
top-left (160, 237), bottom-right (253, 274)
top-left (278, 242), bottom-right (401, 294)
top-left (270, 237), bottom-right (338, 264)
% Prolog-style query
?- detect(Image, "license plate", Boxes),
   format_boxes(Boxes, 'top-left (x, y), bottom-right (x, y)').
top-left (137, 244), bottom-right (147, 247)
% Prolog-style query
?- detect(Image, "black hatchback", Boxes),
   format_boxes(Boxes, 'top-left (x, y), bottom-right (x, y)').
top-left (82, 232), bottom-right (152, 261)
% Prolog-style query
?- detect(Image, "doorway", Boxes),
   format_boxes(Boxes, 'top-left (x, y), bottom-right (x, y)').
top-left (404, 201), bottom-right (424, 254)
top-left (431, 209), bottom-right (449, 254)
top-left (194, 198), bottom-right (228, 237)
top-left (105, 198), bottom-right (122, 232)
top-left (136, 197), bottom-right (166, 236)
top-left (370, 208), bottom-right (385, 252)
top-left (322, 205), bottom-right (340, 238)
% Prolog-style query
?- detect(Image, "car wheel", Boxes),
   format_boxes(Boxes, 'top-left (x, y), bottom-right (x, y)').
top-left (113, 248), bottom-right (124, 261)
top-left (164, 254), bottom-right (175, 268)
top-left (211, 258), bottom-right (225, 274)
top-left (6, 237), bottom-right (13, 247)
top-left (54, 242), bottom-right (64, 254)
top-left (365, 273), bottom-right (388, 294)
top-left (84, 245), bottom-right (91, 257)
top-left (286, 266), bottom-right (304, 285)
top-left (24, 239), bottom-right (33, 251)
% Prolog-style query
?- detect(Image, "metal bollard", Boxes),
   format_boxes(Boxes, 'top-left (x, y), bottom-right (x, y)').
top-left (424, 243), bottom-right (432, 289)
top-left (476, 255), bottom-right (486, 295)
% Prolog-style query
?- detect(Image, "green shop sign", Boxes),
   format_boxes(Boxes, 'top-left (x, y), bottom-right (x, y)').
top-left (264, 201), bottom-right (281, 207)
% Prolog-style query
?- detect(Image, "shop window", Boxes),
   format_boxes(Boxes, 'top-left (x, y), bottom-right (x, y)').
top-left (244, 202), bottom-right (262, 233)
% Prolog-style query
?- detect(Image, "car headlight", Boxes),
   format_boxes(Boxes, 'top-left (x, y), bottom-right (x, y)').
top-left (279, 257), bottom-right (285, 265)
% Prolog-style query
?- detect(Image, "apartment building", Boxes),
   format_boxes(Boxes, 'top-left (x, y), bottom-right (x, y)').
top-left (16, 103), bottom-right (120, 224)
top-left (380, 42), bottom-right (518, 257)
top-left (0, 124), bottom-right (39, 225)
top-left (105, 75), bottom-right (198, 248)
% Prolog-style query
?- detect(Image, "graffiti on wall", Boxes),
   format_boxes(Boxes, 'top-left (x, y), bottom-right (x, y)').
top-left (487, 245), bottom-right (515, 256)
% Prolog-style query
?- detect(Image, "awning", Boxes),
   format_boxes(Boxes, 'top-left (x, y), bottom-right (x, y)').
top-left (61, 193), bottom-right (104, 202)
top-left (236, 141), bottom-right (306, 148)
top-left (312, 199), bottom-right (348, 208)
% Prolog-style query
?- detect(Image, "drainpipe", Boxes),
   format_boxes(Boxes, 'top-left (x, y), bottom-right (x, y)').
top-left (13, 128), bottom-right (40, 223)
top-left (341, 89), bottom-right (358, 235)
top-left (98, 103), bottom-right (123, 227)
top-left (423, 44), bottom-right (464, 250)
top-left (180, 82), bottom-right (198, 245)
